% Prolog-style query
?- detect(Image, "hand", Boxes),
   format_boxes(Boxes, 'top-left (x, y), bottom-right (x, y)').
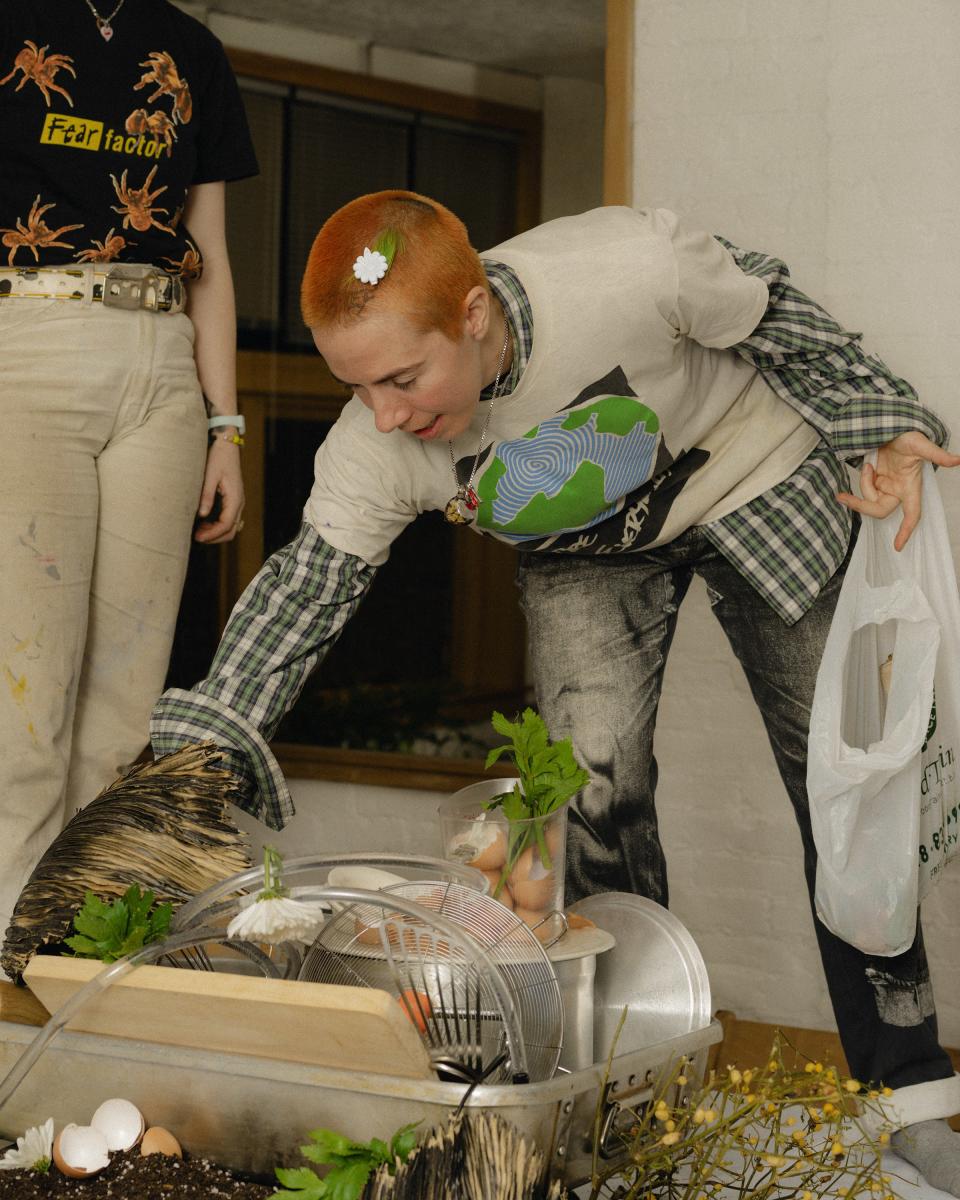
top-left (194, 439), bottom-right (245, 544)
top-left (836, 431), bottom-right (960, 550)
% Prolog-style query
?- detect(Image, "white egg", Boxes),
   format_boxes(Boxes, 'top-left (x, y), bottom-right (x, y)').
top-left (53, 1124), bottom-right (111, 1177)
top-left (90, 1098), bottom-right (145, 1151)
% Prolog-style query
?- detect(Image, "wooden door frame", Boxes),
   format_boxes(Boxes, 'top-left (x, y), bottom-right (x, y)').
top-left (603, 0), bottom-right (634, 207)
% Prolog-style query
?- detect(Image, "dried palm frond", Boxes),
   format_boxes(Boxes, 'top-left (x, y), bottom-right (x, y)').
top-left (1, 744), bottom-right (252, 980)
top-left (365, 1111), bottom-right (568, 1200)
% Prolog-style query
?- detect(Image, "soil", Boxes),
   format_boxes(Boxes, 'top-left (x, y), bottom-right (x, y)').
top-left (0, 1148), bottom-right (276, 1198)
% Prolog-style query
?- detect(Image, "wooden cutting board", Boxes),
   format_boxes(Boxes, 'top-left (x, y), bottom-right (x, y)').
top-left (23, 956), bottom-right (434, 1079)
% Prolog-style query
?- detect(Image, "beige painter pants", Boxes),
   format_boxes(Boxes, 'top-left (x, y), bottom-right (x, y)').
top-left (0, 291), bottom-right (207, 956)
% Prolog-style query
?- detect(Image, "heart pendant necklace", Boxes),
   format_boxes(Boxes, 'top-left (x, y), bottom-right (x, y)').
top-left (84, 0), bottom-right (126, 40)
top-left (444, 324), bottom-right (511, 526)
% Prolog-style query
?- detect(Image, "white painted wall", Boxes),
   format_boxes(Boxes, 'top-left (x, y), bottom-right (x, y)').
top-left (627, 0), bottom-right (960, 1045)
top-left (541, 77), bottom-right (605, 222)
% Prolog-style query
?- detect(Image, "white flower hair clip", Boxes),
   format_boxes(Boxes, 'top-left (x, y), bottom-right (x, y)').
top-left (352, 229), bottom-right (401, 286)
top-left (353, 246), bottom-right (389, 285)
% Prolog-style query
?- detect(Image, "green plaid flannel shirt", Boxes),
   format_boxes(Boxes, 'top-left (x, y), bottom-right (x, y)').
top-left (152, 241), bottom-right (948, 828)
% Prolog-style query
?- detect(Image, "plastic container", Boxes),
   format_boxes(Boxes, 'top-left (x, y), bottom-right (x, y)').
top-left (439, 779), bottom-right (567, 943)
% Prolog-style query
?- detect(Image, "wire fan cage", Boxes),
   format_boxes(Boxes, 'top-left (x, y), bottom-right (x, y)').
top-left (299, 881), bottom-right (563, 1084)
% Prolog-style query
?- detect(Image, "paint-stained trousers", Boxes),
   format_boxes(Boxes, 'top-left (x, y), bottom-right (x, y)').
top-left (0, 293), bottom-right (207, 959)
top-left (518, 526), bottom-right (960, 1126)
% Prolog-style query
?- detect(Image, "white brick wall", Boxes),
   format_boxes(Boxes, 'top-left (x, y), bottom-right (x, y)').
top-left (631, 0), bottom-right (960, 1044)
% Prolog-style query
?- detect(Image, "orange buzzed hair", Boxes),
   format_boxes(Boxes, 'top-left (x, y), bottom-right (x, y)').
top-left (300, 190), bottom-right (489, 341)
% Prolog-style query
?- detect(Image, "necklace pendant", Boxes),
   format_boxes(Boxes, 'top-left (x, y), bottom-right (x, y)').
top-left (99, 20), bottom-right (114, 40)
top-left (444, 487), bottom-right (478, 526)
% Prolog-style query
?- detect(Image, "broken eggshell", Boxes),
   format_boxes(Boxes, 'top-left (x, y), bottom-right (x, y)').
top-left (140, 1126), bottom-right (183, 1158)
top-left (446, 813), bottom-right (507, 871)
top-left (53, 1124), bottom-right (111, 1178)
top-left (90, 1097), bottom-right (145, 1151)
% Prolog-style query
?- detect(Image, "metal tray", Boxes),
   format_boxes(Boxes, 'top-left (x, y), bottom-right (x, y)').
top-left (570, 892), bottom-right (712, 1057)
top-left (0, 1016), bottom-right (720, 1186)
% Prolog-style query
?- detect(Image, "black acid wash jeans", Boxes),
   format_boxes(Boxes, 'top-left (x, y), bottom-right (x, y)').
top-left (517, 524), bottom-right (954, 1094)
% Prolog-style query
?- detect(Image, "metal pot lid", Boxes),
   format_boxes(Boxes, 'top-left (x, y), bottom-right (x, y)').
top-left (569, 892), bottom-right (711, 1058)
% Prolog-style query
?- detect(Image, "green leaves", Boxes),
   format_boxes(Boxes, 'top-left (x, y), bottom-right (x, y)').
top-left (273, 1166), bottom-right (326, 1200)
top-left (484, 708), bottom-right (589, 821)
top-left (64, 886), bottom-right (173, 963)
top-left (482, 709), bottom-right (590, 896)
top-left (272, 1122), bottom-right (420, 1200)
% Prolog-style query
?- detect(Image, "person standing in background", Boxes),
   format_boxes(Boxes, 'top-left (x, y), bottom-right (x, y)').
top-left (0, 0), bottom-right (257, 963)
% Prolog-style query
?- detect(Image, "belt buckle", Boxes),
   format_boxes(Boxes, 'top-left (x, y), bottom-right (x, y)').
top-left (102, 267), bottom-right (171, 312)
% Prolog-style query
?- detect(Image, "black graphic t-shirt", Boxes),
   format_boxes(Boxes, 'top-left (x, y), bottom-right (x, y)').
top-left (0, 0), bottom-right (258, 277)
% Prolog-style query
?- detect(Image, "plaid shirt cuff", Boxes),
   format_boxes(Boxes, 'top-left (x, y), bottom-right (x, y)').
top-left (150, 691), bottom-right (294, 830)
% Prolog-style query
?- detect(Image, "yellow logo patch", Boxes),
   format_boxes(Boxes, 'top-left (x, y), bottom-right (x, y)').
top-left (40, 112), bottom-right (104, 151)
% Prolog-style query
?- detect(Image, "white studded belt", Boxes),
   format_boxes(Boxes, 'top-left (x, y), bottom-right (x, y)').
top-left (0, 264), bottom-right (185, 313)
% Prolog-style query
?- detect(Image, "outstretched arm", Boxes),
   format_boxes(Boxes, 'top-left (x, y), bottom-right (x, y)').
top-left (151, 523), bottom-right (377, 828)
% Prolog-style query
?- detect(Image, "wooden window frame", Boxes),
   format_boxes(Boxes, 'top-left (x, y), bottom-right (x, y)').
top-left (218, 48), bottom-right (544, 790)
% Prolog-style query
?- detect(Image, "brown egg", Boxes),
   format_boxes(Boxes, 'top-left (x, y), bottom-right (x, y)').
top-left (53, 1125), bottom-right (110, 1178)
top-left (514, 907), bottom-right (560, 941)
top-left (480, 868), bottom-right (499, 894)
top-left (354, 915), bottom-right (384, 945)
top-left (507, 845), bottom-right (533, 884)
top-left (140, 1126), bottom-right (183, 1159)
top-left (354, 914), bottom-right (448, 954)
top-left (506, 845), bottom-right (557, 911)
top-left (482, 870), bottom-right (515, 909)
top-left (510, 872), bottom-right (557, 911)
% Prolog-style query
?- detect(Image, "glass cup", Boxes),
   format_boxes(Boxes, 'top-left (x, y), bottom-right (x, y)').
top-left (439, 779), bottom-right (568, 942)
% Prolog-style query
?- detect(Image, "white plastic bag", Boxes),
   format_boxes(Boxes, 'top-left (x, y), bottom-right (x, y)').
top-left (807, 462), bottom-right (960, 956)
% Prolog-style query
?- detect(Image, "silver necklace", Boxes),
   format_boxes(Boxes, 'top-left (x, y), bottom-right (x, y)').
top-left (444, 325), bottom-right (511, 525)
top-left (83, 0), bottom-right (126, 40)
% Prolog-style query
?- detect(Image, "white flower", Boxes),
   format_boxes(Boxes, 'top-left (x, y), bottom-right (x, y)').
top-left (353, 246), bottom-right (389, 285)
top-left (0, 1118), bottom-right (54, 1172)
top-left (226, 895), bottom-right (326, 944)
